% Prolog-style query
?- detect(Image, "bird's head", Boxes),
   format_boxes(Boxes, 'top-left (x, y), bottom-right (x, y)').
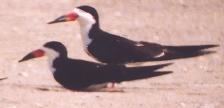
top-left (19, 41), bottom-right (67, 62)
top-left (48, 5), bottom-right (99, 25)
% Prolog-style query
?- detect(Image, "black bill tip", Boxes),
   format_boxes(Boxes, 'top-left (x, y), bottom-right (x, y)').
top-left (47, 20), bottom-right (57, 24)
top-left (47, 16), bottom-right (66, 24)
top-left (19, 53), bottom-right (34, 63)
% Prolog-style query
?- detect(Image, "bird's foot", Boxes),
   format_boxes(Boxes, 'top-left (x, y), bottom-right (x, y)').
top-left (102, 82), bottom-right (123, 92)
top-left (99, 87), bottom-right (124, 92)
top-left (106, 82), bottom-right (117, 88)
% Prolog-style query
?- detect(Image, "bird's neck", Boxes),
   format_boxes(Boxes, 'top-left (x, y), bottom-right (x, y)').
top-left (48, 55), bottom-right (67, 74)
top-left (78, 18), bottom-right (101, 48)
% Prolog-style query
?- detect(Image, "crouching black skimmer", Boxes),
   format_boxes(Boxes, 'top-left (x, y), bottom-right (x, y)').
top-left (48, 5), bottom-right (218, 65)
top-left (19, 41), bottom-right (172, 91)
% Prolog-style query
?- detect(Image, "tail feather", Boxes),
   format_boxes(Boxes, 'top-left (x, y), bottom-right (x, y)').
top-left (122, 71), bottom-right (172, 82)
top-left (132, 42), bottom-right (218, 62)
top-left (118, 63), bottom-right (172, 82)
top-left (164, 44), bottom-right (219, 53)
top-left (150, 44), bottom-right (219, 61)
top-left (125, 63), bottom-right (172, 72)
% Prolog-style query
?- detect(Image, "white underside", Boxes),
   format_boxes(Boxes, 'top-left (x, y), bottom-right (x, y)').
top-left (154, 51), bottom-right (165, 58)
top-left (135, 43), bottom-right (165, 58)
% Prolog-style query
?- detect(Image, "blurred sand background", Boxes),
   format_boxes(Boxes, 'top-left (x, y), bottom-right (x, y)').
top-left (0, 0), bottom-right (224, 108)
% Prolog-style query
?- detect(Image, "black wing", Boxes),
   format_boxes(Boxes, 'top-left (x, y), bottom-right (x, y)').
top-left (97, 32), bottom-right (218, 62)
top-left (54, 58), bottom-right (172, 90)
top-left (88, 31), bottom-right (162, 62)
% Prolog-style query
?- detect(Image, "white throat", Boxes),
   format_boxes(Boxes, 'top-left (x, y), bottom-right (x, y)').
top-left (42, 47), bottom-right (60, 73)
top-left (73, 8), bottom-right (96, 48)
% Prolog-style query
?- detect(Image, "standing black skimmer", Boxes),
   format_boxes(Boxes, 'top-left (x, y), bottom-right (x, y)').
top-left (48, 5), bottom-right (218, 65)
top-left (19, 41), bottom-right (172, 91)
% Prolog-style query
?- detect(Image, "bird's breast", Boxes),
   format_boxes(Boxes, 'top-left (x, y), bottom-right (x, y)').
top-left (80, 27), bottom-right (93, 48)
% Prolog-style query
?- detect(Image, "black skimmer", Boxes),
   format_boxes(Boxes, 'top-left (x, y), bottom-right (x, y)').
top-left (48, 5), bottom-right (218, 65)
top-left (19, 41), bottom-right (172, 91)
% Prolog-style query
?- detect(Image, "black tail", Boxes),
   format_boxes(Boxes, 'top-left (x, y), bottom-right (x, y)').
top-left (154, 44), bottom-right (219, 61)
top-left (119, 63), bottom-right (172, 82)
top-left (165, 44), bottom-right (218, 53)
top-left (125, 63), bottom-right (172, 72)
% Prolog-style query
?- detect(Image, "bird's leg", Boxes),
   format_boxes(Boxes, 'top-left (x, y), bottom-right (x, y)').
top-left (111, 83), bottom-right (116, 88)
top-left (106, 82), bottom-right (116, 88)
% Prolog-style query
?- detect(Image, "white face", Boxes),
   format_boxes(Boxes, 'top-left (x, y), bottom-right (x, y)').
top-left (73, 8), bottom-right (96, 26)
top-left (73, 8), bottom-right (96, 48)
top-left (42, 47), bottom-right (59, 73)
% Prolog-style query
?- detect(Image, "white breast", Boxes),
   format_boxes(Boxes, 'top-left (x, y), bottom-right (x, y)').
top-left (80, 23), bottom-right (93, 48)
